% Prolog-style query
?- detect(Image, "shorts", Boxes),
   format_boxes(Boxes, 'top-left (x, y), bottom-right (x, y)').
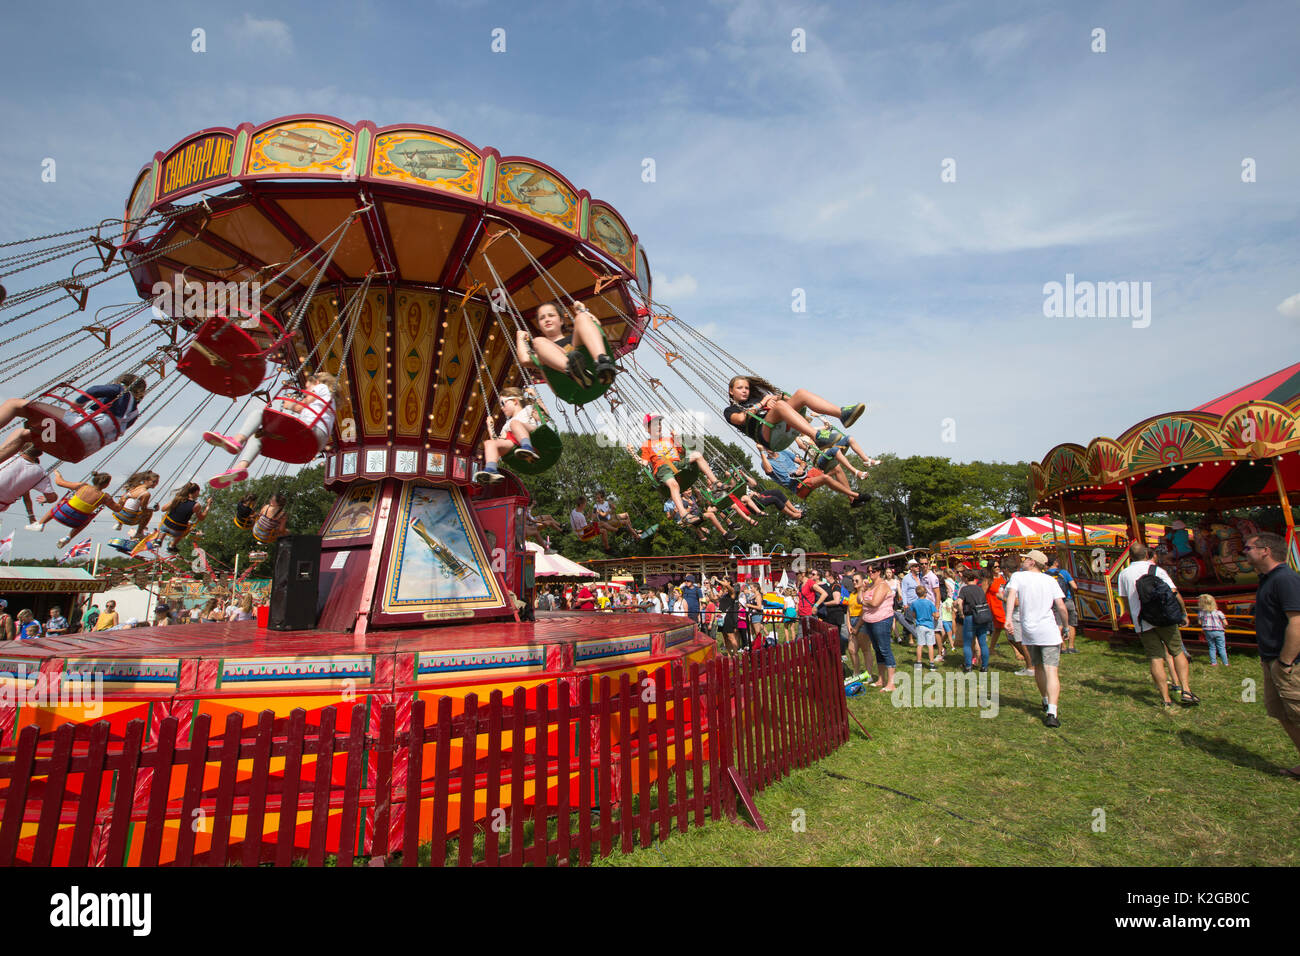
top-left (1261, 659), bottom-right (1300, 725)
top-left (795, 468), bottom-right (823, 500)
top-left (1055, 600), bottom-right (1078, 629)
top-left (1137, 624), bottom-right (1185, 660)
top-left (1027, 644), bottom-right (1062, 668)
top-left (654, 464), bottom-right (677, 483)
top-left (915, 625), bottom-right (936, 647)
top-left (942, 620), bottom-right (953, 634)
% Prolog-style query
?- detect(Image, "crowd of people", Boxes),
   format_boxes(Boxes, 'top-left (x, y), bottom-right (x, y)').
top-left (530, 531), bottom-right (1299, 767)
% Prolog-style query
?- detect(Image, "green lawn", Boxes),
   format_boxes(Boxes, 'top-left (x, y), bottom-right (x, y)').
top-left (596, 634), bottom-right (1299, 866)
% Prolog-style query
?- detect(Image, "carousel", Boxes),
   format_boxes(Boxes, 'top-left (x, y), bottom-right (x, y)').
top-left (1029, 362), bottom-right (1300, 640)
top-left (0, 116), bottom-right (717, 862)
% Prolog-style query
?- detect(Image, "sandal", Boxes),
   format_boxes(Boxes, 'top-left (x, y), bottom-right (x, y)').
top-left (1179, 690), bottom-right (1200, 707)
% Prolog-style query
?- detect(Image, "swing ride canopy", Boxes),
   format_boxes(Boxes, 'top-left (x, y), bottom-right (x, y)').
top-left (1029, 362), bottom-right (1300, 516)
top-left (121, 115), bottom-right (653, 488)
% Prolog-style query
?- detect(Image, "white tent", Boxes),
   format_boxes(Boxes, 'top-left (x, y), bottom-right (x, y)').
top-left (525, 541), bottom-right (597, 579)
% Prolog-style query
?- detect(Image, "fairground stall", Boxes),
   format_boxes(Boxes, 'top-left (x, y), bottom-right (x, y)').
top-left (935, 514), bottom-right (1164, 566)
top-left (1029, 362), bottom-right (1300, 643)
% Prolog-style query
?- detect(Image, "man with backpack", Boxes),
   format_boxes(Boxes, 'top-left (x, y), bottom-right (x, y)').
top-left (1045, 554), bottom-right (1079, 654)
top-left (1117, 542), bottom-right (1199, 707)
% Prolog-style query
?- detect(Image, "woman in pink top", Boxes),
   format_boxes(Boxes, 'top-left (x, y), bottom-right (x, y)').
top-left (860, 564), bottom-right (898, 691)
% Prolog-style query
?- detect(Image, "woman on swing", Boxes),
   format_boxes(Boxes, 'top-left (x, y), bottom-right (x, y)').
top-left (107, 471), bottom-right (160, 539)
top-left (515, 300), bottom-right (617, 389)
top-left (633, 414), bottom-right (722, 521)
top-left (233, 492), bottom-right (259, 531)
top-left (0, 373), bottom-right (148, 467)
top-left (26, 470), bottom-right (113, 549)
top-left (159, 483), bottom-right (207, 554)
top-left (205, 372), bottom-right (338, 488)
top-left (723, 375), bottom-right (863, 453)
top-left (252, 492), bottom-right (289, 544)
top-left (475, 387), bottom-right (540, 483)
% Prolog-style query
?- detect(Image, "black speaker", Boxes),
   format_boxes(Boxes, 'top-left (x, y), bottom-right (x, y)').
top-left (269, 535), bottom-right (321, 631)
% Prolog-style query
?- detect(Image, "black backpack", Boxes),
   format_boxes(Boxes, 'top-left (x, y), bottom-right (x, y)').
top-left (1135, 565), bottom-right (1183, 627)
top-left (966, 591), bottom-right (994, 627)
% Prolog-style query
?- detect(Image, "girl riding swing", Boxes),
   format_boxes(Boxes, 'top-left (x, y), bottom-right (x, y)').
top-left (723, 375), bottom-right (863, 453)
top-left (515, 300), bottom-right (617, 391)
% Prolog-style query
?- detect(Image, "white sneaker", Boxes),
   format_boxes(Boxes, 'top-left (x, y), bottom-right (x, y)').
top-left (1014, 668), bottom-right (1034, 676)
top-left (25, 522), bottom-right (43, 532)
top-left (56, 536), bottom-right (71, 549)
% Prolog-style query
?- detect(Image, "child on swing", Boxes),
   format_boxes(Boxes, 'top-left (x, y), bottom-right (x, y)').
top-left (205, 372), bottom-right (338, 488)
top-left (474, 387), bottom-right (540, 483)
top-left (632, 414), bottom-right (722, 521)
top-left (723, 375), bottom-right (863, 454)
top-left (808, 420), bottom-right (880, 480)
top-left (0, 373), bottom-right (147, 466)
top-left (0, 444), bottom-right (57, 524)
top-left (107, 471), bottom-right (160, 539)
top-left (233, 492), bottom-right (259, 530)
top-left (27, 470), bottom-right (113, 549)
top-left (515, 300), bottom-right (617, 388)
top-left (252, 492), bottom-right (289, 544)
top-left (159, 482), bottom-right (207, 554)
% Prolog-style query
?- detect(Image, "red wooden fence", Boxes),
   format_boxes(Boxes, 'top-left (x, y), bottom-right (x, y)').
top-left (0, 626), bottom-right (848, 866)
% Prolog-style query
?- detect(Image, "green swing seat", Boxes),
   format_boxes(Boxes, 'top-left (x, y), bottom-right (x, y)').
top-left (535, 328), bottom-right (612, 407)
top-left (502, 418), bottom-right (562, 475)
top-left (645, 459), bottom-right (702, 497)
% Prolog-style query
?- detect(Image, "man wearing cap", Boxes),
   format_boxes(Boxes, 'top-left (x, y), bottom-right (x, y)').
top-left (896, 560), bottom-right (923, 645)
top-left (1045, 554), bottom-right (1079, 654)
top-left (1004, 550), bottom-right (1068, 727)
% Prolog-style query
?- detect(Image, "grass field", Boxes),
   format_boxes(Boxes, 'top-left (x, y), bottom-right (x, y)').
top-left (595, 633), bottom-right (1300, 867)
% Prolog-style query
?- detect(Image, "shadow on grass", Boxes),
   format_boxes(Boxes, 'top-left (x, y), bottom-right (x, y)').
top-left (1077, 676), bottom-right (1156, 705)
top-left (1174, 729), bottom-right (1280, 775)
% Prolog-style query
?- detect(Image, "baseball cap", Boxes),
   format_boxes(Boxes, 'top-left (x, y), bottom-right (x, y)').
top-left (907, 559), bottom-right (918, 566)
top-left (1026, 549), bottom-right (1049, 564)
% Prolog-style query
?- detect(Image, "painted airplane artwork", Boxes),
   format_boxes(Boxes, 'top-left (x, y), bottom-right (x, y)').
top-left (387, 485), bottom-right (493, 607)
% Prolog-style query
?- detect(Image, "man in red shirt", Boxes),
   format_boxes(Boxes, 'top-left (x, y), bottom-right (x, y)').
top-left (575, 584), bottom-right (596, 611)
top-left (797, 571), bottom-right (824, 638)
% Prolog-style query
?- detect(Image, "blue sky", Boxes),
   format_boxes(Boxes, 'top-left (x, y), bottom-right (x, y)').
top-left (1, 0), bottom-right (1298, 558)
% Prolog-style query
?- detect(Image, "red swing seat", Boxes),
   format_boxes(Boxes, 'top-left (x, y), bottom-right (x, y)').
top-left (176, 309), bottom-right (283, 397)
top-left (259, 385), bottom-right (332, 465)
top-left (21, 384), bottom-right (123, 464)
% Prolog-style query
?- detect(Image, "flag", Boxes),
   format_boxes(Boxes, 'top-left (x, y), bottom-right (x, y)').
top-left (778, 569), bottom-right (790, 589)
top-left (59, 540), bottom-right (92, 564)
top-left (131, 532), bottom-right (161, 560)
top-left (0, 532), bottom-right (12, 561)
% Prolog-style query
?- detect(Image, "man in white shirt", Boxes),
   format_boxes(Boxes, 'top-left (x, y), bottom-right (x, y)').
top-left (1116, 542), bottom-right (1197, 707)
top-left (0, 444), bottom-right (57, 522)
top-left (1004, 550), bottom-right (1067, 728)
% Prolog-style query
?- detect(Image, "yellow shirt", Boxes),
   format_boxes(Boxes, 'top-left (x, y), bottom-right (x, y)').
top-left (846, 591), bottom-right (862, 617)
top-left (94, 612), bottom-right (119, 631)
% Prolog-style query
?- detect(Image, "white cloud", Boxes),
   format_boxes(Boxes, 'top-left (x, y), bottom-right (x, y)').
top-left (238, 15), bottom-right (293, 55)
top-left (656, 273), bottom-right (699, 299)
top-left (968, 23), bottom-right (1033, 69)
top-left (1278, 292), bottom-right (1300, 318)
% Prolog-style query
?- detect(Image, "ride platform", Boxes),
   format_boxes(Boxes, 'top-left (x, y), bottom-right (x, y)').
top-left (0, 612), bottom-right (714, 745)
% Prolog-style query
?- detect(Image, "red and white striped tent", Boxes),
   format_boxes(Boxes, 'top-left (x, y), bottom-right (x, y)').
top-left (939, 514), bottom-right (1096, 552)
top-left (525, 542), bottom-right (597, 579)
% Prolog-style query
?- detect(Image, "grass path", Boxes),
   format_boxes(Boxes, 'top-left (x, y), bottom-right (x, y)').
top-left (597, 635), bottom-right (1299, 866)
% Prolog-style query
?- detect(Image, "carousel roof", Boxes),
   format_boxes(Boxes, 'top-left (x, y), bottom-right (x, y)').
top-left (1030, 363), bottom-right (1300, 514)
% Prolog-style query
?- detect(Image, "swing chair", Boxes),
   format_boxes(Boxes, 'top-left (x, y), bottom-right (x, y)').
top-left (501, 408), bottom-right (563, 475)
top-left (21, 383), bottom-right (132, 463)
top-left (534, 325), bottom-right (614, 407)
top-left (259, 383), bottom-right (333, 464)
top-left (176, 308), bottom-right (282, 398)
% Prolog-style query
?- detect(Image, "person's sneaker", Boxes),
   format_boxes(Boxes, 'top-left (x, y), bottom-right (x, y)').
top-left (24, 522), bottom-right (43, 532)
top-left (209, 467), bottom-right (248, 490)
top-left (56, 535), bottom-right (71, 549)
top-left (473, 468), bottom-right (503, 483)
top-left (839, 403), bottom-right (865, 428)
top-left (1014, 668), bottom-right (1034, 676)
top-left (202, 430), bottom-right (242, 455)
top-left (850, 493), bottom-right (871, 508)
top-left (514, 445), bottom-right (540, 462)
top-left (593, 354), bottom-right (618, 386)
top-left (1043, 713), bottom-right (1060, 728)
top-left (565, 352), bottom-right (593, 387)
top-left (814, 428), bottom-right (837, 449)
